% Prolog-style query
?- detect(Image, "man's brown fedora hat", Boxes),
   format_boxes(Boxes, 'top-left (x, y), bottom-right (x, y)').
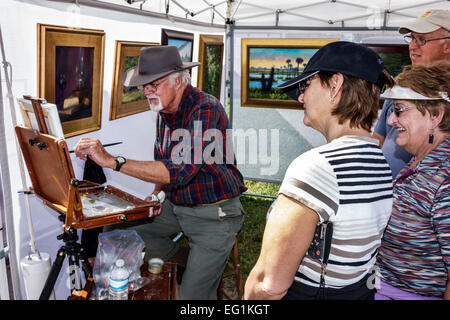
top-left (123, 45), bottom-right (200, 87)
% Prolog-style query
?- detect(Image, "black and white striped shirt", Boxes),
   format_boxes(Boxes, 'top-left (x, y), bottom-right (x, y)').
top-left (279, 135), bottom-right (393, 288)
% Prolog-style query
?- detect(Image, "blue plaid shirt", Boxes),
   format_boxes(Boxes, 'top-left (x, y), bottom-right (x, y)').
top-left (155, 85), bottom-right (247, 205)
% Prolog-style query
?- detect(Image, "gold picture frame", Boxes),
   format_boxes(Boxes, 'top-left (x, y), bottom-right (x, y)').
top-left (241, 38), bottom-right (338, 109)
top-left (37, 23), bottom-right (105, 138)
top-left (197, 35), bottom-right (224, 100)
top-left (109, 40), bottom-right (159, 120)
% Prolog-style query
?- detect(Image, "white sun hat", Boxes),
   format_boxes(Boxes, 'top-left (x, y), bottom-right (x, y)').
top-left (380, 85), bottom-right (450, 102)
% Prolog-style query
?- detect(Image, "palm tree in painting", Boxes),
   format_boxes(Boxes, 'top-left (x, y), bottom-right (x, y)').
top-left (285, 58), bottom-right (292, 78)
top-left (296, 57), bottom-right (304, 75)
top-left (286, 59), bottom-right (291, 71)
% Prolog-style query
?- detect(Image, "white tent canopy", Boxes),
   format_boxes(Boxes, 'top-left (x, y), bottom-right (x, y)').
top-left (73, 0), bottom-right (449, 28)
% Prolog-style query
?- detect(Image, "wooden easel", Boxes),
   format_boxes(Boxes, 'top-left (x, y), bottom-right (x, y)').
top-left (15, 96), bottom-right (157, 230)
top-left (23, 95), bottom-right (49, 134)
top-left (15, 97), bottom-right (157, 299)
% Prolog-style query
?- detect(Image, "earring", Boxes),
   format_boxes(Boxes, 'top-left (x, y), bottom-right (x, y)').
top-left (330, 86), bottom-right (337, 104)
top-left (428, 132), bottom-right (434, 144)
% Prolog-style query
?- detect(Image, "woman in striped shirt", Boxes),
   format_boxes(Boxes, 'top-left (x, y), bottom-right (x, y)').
top-left (244, 42), bottom-right (395, 300)
top-left (376, 63), bottom-right (450, 300)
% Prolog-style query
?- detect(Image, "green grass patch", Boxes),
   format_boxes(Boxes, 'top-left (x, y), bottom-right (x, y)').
top-left (244, 180), bottom-right (280, 197)
top-left (122, 91), bottom-right (146, 104)
top-left (248, 87), bottom-right (289, 100)
top-left (236, 180), bottom-right (280, 280)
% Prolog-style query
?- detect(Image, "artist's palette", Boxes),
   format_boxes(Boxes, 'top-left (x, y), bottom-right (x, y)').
top-left (81, 191), bottom-right (135, 218)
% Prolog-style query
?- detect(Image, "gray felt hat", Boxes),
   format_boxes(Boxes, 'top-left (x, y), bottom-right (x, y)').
top-left (123, 45), bottom-right (200, 87)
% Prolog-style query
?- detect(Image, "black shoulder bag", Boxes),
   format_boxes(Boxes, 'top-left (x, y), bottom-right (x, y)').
top-left (307, 221), bottom-right (333, 298)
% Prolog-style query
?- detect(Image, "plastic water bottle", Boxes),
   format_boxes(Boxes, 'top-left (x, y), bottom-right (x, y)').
top-left (108, 259), bottom-right (129, 300)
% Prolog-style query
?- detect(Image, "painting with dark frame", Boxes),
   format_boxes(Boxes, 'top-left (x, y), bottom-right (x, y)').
top-left (197, 34), bottom-right (223, 100)
top-left (364, 43), bottom-right (411, 108)
top-left (110, 40), bottom-right (159, 120)
top-left (364, 43), bottom-right (411, 78)
top-left (161, 28), bottom-right (194, 63)
top-left (37, 24), bottom-right (105, 138)
top-left (241, 38), bottom-right (338, 109)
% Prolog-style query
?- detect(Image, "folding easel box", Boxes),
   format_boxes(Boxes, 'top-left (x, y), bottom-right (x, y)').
top-left (15, 98), bottom-right (157, 231)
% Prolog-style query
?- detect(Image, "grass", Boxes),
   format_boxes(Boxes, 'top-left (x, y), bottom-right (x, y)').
top-left (248, 87), bottom-right (289, 100)
top-left (220, 180), bottom-right (280, 298)
top-left (238, 180), bottom-right (280, 279)
top-left (122, 90), bottom-right (146, 103)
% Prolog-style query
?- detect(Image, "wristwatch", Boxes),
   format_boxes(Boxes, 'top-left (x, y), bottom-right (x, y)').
top-left (114, 156), bottom-right (126, 172)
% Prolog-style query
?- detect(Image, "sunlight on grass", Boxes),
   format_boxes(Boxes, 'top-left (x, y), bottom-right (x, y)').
top-left (237, 180), bottom-right (281, 280)
top-left (244, 180), bottom-right (280, 197)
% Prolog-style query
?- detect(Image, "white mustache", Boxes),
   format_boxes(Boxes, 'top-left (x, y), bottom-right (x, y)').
top-left (147, 95), bottom-right (163, 112)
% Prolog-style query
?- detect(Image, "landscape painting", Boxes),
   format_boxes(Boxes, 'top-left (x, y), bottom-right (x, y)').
top-left (167, 38), bottom-right (193, 62)
top-left (363, 43), bottom-right (411, 78)
top-left (197, 34), bottom-right (223, 99)
top-left (248, 47), bottom-right (318, 100)
top-left (109, 41), bottom-right (159, 120)
top-left (161, 29), bottom-right (194, 63)
top-left (241, 38), bottom-right (338, 109)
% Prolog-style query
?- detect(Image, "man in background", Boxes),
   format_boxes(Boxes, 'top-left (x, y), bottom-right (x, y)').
top-left (373, 9), bottom-right (449, 178)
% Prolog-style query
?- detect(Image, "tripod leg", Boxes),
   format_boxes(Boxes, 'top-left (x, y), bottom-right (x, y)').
top-left (39, 247), bottom-right (66, 300)
top-left (67, 250), bottom-right (83, 292)
top-left (78, 245), bottom-right (93, 280)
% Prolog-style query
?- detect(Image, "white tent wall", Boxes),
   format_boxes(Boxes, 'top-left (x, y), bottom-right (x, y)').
top-left (230, 28), bottom-right (405, 183)
top-left (0, 0), bottom-right (225, 299)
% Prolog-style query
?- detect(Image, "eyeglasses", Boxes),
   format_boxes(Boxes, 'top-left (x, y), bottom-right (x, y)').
top-left (141, 77), bottom-right (169, 91)
top-left (298, 74), bottom-right (320, 95)
top-left (403, 34), bottom-right (450, 46)
top-left (393, 106), bottom-right (414, 117)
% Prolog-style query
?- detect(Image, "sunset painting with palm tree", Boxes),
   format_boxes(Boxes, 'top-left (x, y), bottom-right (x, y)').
top-left (248, 47), bottom-right (318, 100)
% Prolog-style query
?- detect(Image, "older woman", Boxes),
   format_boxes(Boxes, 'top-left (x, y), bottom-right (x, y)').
top-left (244, 41), bottom-right (394, 300)
top-left (376, 62), bottom-right (450, 300)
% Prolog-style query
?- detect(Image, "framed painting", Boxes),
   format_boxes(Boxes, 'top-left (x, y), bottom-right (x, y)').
top-left (161, 28), bottom-right (194, 63)
top-left (363, 43), bottom-right (411, 78)
top-left (241, 38), bottom-right (338, 109)
top-left (37, 24), bottom-right (105, 138)
top-left (197, 34), bottom-right (223, 100)
top-left (109, 40), bottom-right (159, 120)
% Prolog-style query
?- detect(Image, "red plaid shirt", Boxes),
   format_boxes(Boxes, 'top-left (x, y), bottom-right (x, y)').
top-left (155, 85), bottom-right (246, 205)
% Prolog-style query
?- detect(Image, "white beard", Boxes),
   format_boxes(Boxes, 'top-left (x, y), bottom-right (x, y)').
top-left (147, 95), bottom-right (164, 112)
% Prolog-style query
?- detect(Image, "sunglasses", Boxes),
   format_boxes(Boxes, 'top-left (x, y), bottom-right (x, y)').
top-left (298, 74), bottom-right (320, 95)
top-left (393, 106), bottom-right (414, 117)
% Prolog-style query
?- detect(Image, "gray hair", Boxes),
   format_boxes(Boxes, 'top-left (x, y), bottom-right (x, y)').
top-left (439, 27), bottom-right (450, 42)
top-left (168, 70), bottom-right (191, 86)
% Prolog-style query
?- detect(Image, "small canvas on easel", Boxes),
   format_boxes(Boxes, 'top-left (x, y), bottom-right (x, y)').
top-left (17, 96), bottom-right (64, 139)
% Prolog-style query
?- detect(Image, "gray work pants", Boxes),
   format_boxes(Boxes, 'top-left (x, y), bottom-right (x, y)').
top-left (105, 196), bottom-right (244, 300)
